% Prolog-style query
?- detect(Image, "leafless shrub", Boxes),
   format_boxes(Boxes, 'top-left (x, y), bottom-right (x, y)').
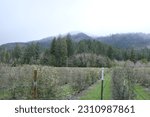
top-left (111, 67), bottom-right (136, 100)
top-left (0, 65), bottom-right (100, 99)
top-left (69, 53), bottom-right (112, 67)
top-left (69, 68), bottom-right (99, 93)
top-left (134, 68), bottom-right (150, 88)
top-left (0, 65), bottom-right (33, 99)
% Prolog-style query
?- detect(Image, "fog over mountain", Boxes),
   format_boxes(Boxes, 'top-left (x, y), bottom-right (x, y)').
top-left (97, 33), bottom-right (150, 49)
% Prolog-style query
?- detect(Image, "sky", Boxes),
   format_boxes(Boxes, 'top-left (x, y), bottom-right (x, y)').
top-left (0, 0), bottom-right (150, 45)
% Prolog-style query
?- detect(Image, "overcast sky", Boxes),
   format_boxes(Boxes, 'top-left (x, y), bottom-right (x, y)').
top-left (0, 0), bottom-right (150, 45)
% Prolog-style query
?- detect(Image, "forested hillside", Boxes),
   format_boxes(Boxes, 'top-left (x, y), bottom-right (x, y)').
top-left (1, 33), bottom-right (150, 67)
top-left (97, 33), bottom-right (150, 49)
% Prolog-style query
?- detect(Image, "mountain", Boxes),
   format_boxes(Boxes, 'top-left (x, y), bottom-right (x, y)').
top-left (0, 36), bottom-right (54, 50)
top-left (30, 36), bottom-right (53, 48)
top-left (97, 33), bottom-right (150, 49)
top-left (0, 42), bottom-right (28, 50)
top-left (71, 32), bottom-right (92, 41)
top-left (0, 33), bottom-right (93, 50)
top-left (1, 32), bottom-right (150, 50)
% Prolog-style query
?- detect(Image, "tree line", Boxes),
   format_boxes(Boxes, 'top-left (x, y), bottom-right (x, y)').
top-left (0, 34), bottom-right (150, 67)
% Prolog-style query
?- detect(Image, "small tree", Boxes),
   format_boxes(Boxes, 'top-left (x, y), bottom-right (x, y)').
top-left (111, 67), bottom-right (136, 100)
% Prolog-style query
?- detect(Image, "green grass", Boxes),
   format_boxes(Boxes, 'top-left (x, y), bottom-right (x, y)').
top-left (80, 73), bottom-right (111, 100)
top-left (134, 85), bottom-right (150, 100)
top-left (0, 90), bottom-right (11, 100)
top-left (79, 73), bottom-right (150, 100)
top-left (80, 80), bottom-right (101, 100)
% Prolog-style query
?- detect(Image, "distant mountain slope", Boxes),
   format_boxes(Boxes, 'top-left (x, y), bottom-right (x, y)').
top-left (0, 42), bottom-right (28, 50)
top-left (0, 33), bottom-right (93, 50)
top-left (0, 37), bottom-right (54, 50)
top-left (97, 33), bottom-right (150, 49)
top-left (1, 32), bottom-right (150, 50)
top-left (71, 32), bottom-right (92, 41)
top-left (30, 36), bottom-right (53, 48)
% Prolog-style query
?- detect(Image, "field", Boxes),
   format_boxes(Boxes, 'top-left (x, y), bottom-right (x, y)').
top-left (0, 64), bottom-right (150, 100)
top-left (0, 64), bottom-right (100, 99)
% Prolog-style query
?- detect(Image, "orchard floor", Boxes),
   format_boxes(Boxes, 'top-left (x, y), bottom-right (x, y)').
top-left (71, 70), bottom-right (150, 100)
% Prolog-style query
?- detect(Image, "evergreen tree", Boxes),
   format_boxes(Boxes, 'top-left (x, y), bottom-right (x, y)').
top-left (56, 38), bottom-right (68, 66)
top-left (22, 45), bottom-right (31, 64)
top-left (0, 48), bottom-right (5, 63)
top-left (12, 44), bottom-right (22, 63)
top-left (34, 43), bottom-right (40, 61)
top-left (77, 40), bottom-right (88, 53)
top-left (66, 34), bottom-right (74, 57)
top-left (130, 48), bottom-right (136, 63)
top-left (41, 49), bottom-right (50, 65)
top-left (50, 37), bottom-right (57, 66)
top-left (50, 37), bottom-right (57, 55)
top-left (107, 46), bottom-right (114, 59)
top-left (50, 37), bottom-right (68, 66)
top-left (123, 50), bottom-right (129, 60)
top-left (5, 50), bottom-right (10, 63)
top-left (0, 48), bottom-right (11, 63)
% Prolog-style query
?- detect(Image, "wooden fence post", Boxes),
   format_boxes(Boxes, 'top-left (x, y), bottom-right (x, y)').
top-left (32, 70), bottom-right (37, 99)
